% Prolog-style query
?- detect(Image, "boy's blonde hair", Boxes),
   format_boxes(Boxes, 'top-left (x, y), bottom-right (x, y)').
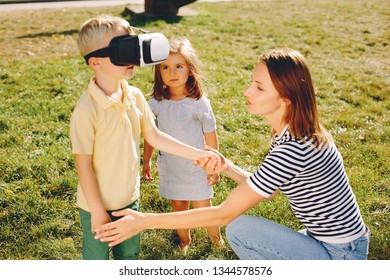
top-left (77, 15), bottom-right (134, 56)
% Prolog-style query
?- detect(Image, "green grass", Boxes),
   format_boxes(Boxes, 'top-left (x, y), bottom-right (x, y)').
top-left (0, 0), bottom-right (389, 260)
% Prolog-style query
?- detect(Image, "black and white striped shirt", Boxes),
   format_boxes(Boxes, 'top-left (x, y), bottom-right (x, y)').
top-left (247, 126), bottom-right (367, 243)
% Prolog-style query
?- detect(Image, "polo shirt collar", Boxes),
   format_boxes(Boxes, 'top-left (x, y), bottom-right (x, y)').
top-left (120, 79), bottom-right (134, 108)
top-left (88, 77), bottom-right (131, 110)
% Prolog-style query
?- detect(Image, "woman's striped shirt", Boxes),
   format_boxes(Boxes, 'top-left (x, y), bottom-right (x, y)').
top-left (246, 126), bottom-right (367, 243)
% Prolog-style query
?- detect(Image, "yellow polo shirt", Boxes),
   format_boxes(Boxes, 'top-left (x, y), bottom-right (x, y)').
top-left (70, 78), bottom-right (156, 211)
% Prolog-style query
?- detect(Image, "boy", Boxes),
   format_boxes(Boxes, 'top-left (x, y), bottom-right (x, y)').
top-left (70, 15), bottom-right (218, 260)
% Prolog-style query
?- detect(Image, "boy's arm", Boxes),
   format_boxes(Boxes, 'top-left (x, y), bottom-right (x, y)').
top-left (143, 127), bottom-right (219, 163)
top-left (74, 154), bottom-right (111, 232)
top-left (142, 140), bottom-right (155, 181)
top-left (204, 131), bottom-right (219, 185)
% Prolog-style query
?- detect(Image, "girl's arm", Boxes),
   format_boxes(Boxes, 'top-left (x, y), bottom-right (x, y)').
top-left (204, 131), bottom-right (218, 150)
top-left (74, 154), bottom-right (111, 232)
top-left (204, 131), bottom-right (219, 185)
top-left (95, 181), bottom-right (265, 247)
top-left (143, 127), bottom-right (220, 164)
top-left (142, 140), bottom-right (155, 181)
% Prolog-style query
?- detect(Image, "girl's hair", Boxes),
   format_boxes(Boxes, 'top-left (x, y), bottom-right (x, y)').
top-left (259, 48), bottom-right (333, 145)
top-left (152, 37), bottom-right (204, 100)
top-left (77, 15), bottom-right (134, 56)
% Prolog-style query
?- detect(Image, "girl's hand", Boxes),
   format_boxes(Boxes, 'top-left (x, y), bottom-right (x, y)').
top-left (207, 174), bottom-right (219, 186)
top-left (94, 209), bottom-right (144, 247)
top-left (142, 161), bottom-right (154, 181)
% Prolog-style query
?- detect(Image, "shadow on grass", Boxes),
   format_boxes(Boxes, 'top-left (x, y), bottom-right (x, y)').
top-left (122, 9), bottom-right (184, 28)
top-left (17, 29), bottom-right (79, 38)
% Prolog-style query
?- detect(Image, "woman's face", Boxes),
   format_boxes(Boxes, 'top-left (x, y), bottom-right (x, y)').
top-left (244, 62), bottom-right (286, 119)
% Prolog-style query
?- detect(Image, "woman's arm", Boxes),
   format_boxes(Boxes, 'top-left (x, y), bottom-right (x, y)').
top-left (195, 146), bottom-right (252, 185)
top-left (223, 158), bottom-right (253, 184)
top-left (197, 147), bottom-right (279, 199)
top-left (95, 182), bottom-right (265, 247)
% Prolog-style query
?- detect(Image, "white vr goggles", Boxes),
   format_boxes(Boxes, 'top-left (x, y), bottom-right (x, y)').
top-left (84, 32), bottom-right (169, 67)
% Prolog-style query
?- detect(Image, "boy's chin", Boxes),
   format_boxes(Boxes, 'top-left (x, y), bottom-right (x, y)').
top-left (125, 67), bottom-right (135, 78)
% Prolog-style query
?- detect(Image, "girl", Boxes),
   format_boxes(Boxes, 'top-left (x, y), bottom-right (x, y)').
top-left (96, 48), bottom-right (369, 260)
top-left (142, 38), bottom-right (223, 253)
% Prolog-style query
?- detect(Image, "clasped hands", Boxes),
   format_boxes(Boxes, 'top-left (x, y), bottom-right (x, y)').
top-left (193, 145), bottom-right (228, 175)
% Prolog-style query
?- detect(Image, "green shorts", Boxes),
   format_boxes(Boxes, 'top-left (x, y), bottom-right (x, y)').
top-left (78, 199), bottom-right (140, 260)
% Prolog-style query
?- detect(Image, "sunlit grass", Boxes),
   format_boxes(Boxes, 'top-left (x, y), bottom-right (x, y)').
top-left (0, 0), bottom-right (388, 260)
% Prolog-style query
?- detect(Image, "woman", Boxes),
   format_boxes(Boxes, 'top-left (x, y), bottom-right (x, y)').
top-left (95, 48), bottom-right (369, 260)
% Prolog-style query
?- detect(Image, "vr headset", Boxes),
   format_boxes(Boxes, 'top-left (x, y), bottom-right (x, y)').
top-left (84, 32), bottom-right (169, 67)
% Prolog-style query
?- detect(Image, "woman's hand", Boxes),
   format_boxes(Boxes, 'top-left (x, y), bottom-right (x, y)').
top-left (94, 209), bottom-right (144, 247)
top-left (195, 145), bottom-right (228, 175)
top-left (196, 149), bottom-right (221, 170)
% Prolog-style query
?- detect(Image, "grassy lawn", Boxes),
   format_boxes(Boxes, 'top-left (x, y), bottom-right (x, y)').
top-left (0, 0), bottom-right (389, 260)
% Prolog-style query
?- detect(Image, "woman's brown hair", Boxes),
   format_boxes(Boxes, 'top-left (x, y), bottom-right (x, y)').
top-left (260, 48), bottom-right (332, 145)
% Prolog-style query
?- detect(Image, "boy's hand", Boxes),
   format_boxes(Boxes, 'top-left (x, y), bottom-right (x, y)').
top-left (91, 210), bottom-right (111, 234)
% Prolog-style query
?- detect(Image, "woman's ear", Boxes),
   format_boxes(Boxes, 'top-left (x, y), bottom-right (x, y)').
top-left (283, 98), bottom-right (291, 106)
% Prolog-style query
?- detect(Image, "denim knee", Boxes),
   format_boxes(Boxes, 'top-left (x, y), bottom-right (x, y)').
top-left (226, 216), bottom-right (245, 244)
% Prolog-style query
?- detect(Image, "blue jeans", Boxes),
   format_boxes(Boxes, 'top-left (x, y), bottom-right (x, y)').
top-left (78, 200), bottom-right (140, 260)
top-left (226, 215), bottom-right (369, 260)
